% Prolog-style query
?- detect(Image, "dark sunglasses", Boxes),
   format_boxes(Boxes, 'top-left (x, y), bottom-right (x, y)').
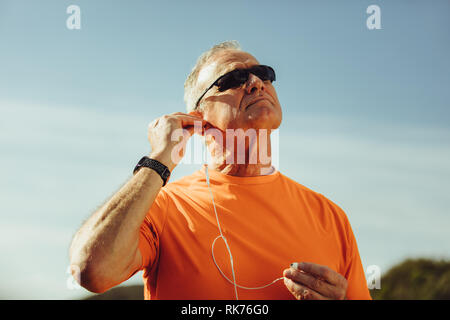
top-left (195, 65), bottom-right (276, 108)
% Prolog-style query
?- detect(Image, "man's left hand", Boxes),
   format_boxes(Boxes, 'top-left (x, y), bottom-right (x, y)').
top-left (283, 262), bottom-right (348, 300)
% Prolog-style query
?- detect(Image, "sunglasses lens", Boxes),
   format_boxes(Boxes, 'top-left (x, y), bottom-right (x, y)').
top-left (217, 69), bottom-right (249, 92)
top-left (251, 65), bottom-right (276, 82)
top-left (216, 65), bottom-right (275, 92)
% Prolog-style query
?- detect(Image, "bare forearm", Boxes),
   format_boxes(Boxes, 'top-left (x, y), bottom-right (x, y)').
top-left (69, 166), bottom-right (164, 291)
top-left (69, 112), bottom-right (204, 292)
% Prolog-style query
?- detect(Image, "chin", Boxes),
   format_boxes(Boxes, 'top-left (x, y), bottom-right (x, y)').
top-left (247, 119), bottom-right (281, 131)
top-left (246, 108), bottom-right (282, 130)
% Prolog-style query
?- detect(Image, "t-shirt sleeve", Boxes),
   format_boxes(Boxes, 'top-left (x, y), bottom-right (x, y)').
top-left (342, 219), bottom-right (372, 300)
top-left (138, 188), bottom-right (169, 271)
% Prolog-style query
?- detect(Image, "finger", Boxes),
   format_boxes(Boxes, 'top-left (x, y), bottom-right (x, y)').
top-left (172, 115), bottom-right (207, 129)
top-left (170, 112), bottom-right (205, 121)
top-left (171, 111), bottom-right (201, 117)
top-left (284, 268), bottom-right (342, 300)
top-left (294, 262), bottom-right (345, 287)
top-left (301, 287), bottom-right (330, 300)
top-left (155, 114), bottom-right (205, 133)
top-left (158, 112), bottom-right (203, 123)
top-left (283, 277), bottom-right (329, 300)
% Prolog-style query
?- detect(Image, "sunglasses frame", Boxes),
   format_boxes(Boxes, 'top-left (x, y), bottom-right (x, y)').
top-left (194, 65), bottom-right (275, 109)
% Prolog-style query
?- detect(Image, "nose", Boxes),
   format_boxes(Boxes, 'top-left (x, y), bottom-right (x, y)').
top-left (244, 73), bottom-right (265, 95)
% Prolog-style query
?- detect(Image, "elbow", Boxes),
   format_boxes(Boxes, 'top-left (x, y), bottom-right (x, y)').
top-left (83, 281), bottom-right (110, 295)
top-left (69, 257), bottom-right (112, 294)
top-left (69, 241), bottom-right (112, 294)
top-left (77, 265), bottom-right (112, 294)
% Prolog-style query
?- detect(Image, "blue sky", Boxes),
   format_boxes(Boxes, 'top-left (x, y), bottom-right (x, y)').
top-left (0, 0), bottom-right (449, 299)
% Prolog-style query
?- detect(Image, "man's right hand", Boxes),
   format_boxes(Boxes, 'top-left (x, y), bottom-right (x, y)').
top-left (147, 112), bottom-right (206, 172)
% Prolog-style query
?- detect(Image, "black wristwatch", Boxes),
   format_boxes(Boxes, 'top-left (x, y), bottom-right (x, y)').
top-left (133, 156), bottom-right (171, 186)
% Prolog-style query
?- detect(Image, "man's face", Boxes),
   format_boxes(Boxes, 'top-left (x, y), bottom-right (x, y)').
top-left (191, 50), bottom-right (282, 132)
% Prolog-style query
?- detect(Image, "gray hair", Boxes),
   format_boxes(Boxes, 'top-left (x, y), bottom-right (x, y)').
top-left (184, 40), bottom-right (242, 113)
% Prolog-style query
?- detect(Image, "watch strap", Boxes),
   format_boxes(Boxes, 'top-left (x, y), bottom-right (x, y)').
top-left (133, 156), bottom-right (171, 186)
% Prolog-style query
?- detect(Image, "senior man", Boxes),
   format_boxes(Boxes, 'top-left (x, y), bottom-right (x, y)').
top-left (69, 41), bottom-right (371, 300)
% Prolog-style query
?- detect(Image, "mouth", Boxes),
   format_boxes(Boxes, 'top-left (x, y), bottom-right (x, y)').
top-left (245, 97), bottom-right (270, 110)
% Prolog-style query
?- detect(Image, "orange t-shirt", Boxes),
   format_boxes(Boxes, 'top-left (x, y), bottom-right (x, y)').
top-left (138, 165), bottom-right (371, 300)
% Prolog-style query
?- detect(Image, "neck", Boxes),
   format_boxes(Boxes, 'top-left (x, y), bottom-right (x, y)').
top-left (205, 128), bottom-right (273, 177)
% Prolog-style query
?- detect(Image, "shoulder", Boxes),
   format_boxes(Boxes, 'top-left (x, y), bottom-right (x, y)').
top-left (278, 172), bottom-right (351, 225)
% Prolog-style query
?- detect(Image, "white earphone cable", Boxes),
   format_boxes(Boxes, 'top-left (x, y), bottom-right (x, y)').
top-left (202, 142), bottom-right (285, 300)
